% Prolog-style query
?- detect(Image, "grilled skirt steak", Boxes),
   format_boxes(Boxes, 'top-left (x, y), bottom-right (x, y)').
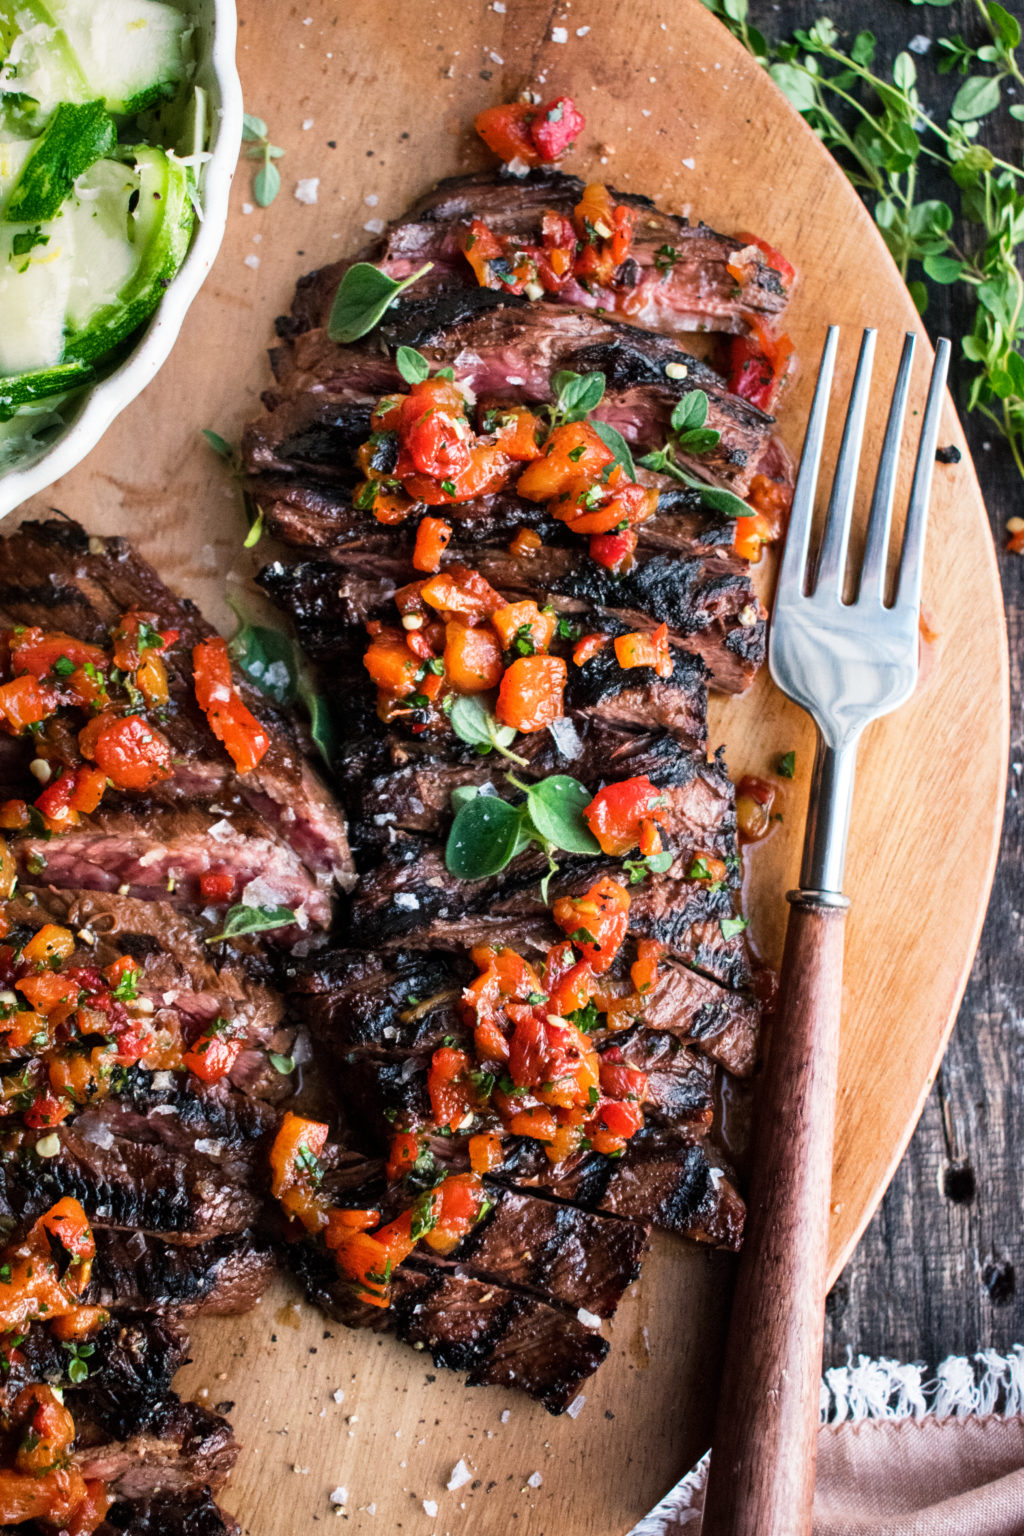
top-left (0, 518), bottom-right (354, 904)
top-left (280, 168), bottom-right (790, 342)
top-left (249, 297), bottom-right (780, 498)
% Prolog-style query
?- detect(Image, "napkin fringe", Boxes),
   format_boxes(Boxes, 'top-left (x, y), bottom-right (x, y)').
top-left (822, 1346), bottom-right (1024, 1423)
top-left (628, 1347), bottom-right (1024, 1534)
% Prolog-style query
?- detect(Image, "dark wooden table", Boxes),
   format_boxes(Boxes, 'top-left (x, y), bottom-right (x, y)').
top-left (748, 0), bottom-right (1023, 1367)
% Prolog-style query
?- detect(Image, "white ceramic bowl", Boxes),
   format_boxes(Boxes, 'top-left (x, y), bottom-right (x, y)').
top-left (0, 0), bottom-right (242, 520)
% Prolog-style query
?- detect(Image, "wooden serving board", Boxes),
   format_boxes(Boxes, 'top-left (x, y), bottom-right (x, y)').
top-left (10, 1), bottom-right (1008, 1531)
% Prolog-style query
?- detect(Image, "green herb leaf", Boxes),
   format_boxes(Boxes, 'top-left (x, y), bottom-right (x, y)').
top-left (243, 503), bottom-right (265, 549)
top-left (327, 261), bottom-right (434, 345)
top-left (591, 419), bottom-right (638, 480)
top-left (227, 602), bottom-right (336, 769)
top-left (253, 160), bottom-right (281, 207)
top-left (550, 370), bottom-right (606, 424)
top-left (951, 74), bottom-right (1002, 122)
top-left (446, 796), bottom-right (525, 880)
top-left (523, 775), bottom-right (601, 854)
top-left (202, 428), bottom-right (233, 459)
top-left (448, 694), bottom-right (525, 763)
top-left (777, 750), bottom-right (796, 779)
top-left (242, 113), bottom-right (268, 140)
top-left (269, 1052), bottom-right (295, 1075)
top-left (720, 915), bottom-right (750, 941)
top-left (206, 904), bottom-right (297, 944)
top-left (395, 345), bottom-right (431, 385)
top-left (670, 391), bottom-right (710, 433)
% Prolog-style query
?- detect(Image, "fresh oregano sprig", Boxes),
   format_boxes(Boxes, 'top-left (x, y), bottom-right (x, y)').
top-left (639, 389), bottom-right (750, 516)
top-left (699, 0), bottom-right (1024, 485)
top-left (445, 775), bottom-right (600, 898)
top-left (448, 694), bottom-right (528, 766)
top-left (241, 113), bottom-right (285, 207)
top-left (328, 263), bottom-right (434, 344)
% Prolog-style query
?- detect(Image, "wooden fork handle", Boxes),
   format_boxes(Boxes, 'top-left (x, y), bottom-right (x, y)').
top-left (701, 892), bottom-right (848, 1536)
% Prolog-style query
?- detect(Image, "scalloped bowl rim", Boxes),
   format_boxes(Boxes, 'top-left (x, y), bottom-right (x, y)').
top-left (0, 0), bottom-right (243, 522)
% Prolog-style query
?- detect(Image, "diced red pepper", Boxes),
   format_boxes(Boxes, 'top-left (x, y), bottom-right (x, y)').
top-left (427, 1045), bottom-right (472, 1131)
top-left (530, 96), bottom-right (586, 163)
top-left (552, 876), bottom-right (631, 974)
top-left (183, 1021), bottom-right (242, 1083)
top-left (199, 870), bottom-right (235, 903)
top-left (193, 637), bottom-right (270, 776)
top-left (614, 622), bottom-right (673, 679)
top-left (0, 675), bottom-right (54, 732)
top-left (495, 654), bottom-right (566, 733)
top-left (86, 714), bottom-right (173, 791)
top-left (385, 1131), bottom-right (422, 1184)
top-left (583, 775), bottom-right (669, 857)
top-left (7, 628), bottom-right (106, 680)
top-left (412, 517), bottom-right (453, 574)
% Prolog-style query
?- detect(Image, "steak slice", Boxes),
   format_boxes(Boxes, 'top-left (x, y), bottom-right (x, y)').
top-left (12, 801), bottom-right (334, 935)
top-left (498, 1130), bottom-right (745, 1249)
top-left (345, 840), bottom-right (750, 987)
top-left (281, 169), bottom-right (790, 341)
top-left (249, 297), bottom-right (780, 497)
top-left (256, 534), bottom-right (763, 697)
top-left (96, 1491), bottom-right (240, 1536)
top-left (72, 1395), bottom-right (238, 1498)
top-left (86, 1229), bottom-right (277, 1316)
top-left (7, 889), bottom-right (294, 1103)
top-left (3, 1078), bottom-right (274, 1244)
top-left (291, 1246), bottom-right (607, 1415)
top-left (0, 518), bottom-right (354, 899)
top-left (3, 1317), bottom-right (188, 1415)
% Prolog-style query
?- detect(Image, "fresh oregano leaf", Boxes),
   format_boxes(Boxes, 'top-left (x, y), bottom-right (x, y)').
top-left (522, 775), bottom-right (601, 854)
top-left (253, 159), bottom-right (281, 207)
top-left (207, 904), bottom-right (297, 943)
top-left (327, 261), bottom-right (434, 345)
top-left (202, 428), bottom-right (233, 459)
top-left (951, 74), bottom-right (1002, 122)
top-left (449, 694), bottom-right (525, 763)
top-left (670, 391), bottom-right (710, 433)
top-left (550, 370), bottom-right (606, 423)
top-left (446, 796), bottom-right (525, 880)
top-left (591, 420), bottom-right (637, 480)
top-left (396, 345), bottom-right (431, 385)
top-left (242, 113), bottom-right (268, 140)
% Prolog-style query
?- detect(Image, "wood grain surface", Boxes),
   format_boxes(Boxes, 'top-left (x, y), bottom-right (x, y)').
top-left (5, 0), bottom-right (1010, 1530)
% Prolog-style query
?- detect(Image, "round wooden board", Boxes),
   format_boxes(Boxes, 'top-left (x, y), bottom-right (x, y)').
top-left (6, 0), bottom-right (1008, 1531)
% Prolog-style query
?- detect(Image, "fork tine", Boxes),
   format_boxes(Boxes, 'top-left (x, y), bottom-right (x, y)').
top-left (814, 328), bottom-right (876, 596)
top-left (776, 325), bottom-right (839, 602)
top-left (895, 337), bottom-right (951, 614)
top-left (859, 332), bottom-right (915, 601)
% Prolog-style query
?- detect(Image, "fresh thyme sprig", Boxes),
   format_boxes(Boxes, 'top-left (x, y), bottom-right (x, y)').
top-left (700, 0), bottom-right (1024, 485)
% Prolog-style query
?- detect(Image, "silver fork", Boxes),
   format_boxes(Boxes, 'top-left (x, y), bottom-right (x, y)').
top-left (701, 327), bottom-right (951, 1536)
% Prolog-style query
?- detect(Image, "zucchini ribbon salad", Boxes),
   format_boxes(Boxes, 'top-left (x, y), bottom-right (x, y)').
top-left (0, 0), bottom-right (201, 470)
top-left (0, 91), bottom-right (795, 1530)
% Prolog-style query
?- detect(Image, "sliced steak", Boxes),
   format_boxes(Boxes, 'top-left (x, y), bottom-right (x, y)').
top-left (0, 518), bottom-right (354, 899)
top-left (280, 169), bottom-right (789, 341)
top-left (3, 1318), bottom-right (188, 1415)
top-left (72, 1396), bottom-right (238, 1498)
top-left (249, 298), bottom-right (779, 497)
top-left (7, 889), bottom-right (294, 1102)
top-left (86, 1229), bottom-right (277, 1316)
top-left (429, 1182), bottom-right (648, 1317)
top-left (96, 1490), bottom-right (240, 1536)
top-left (498, 1130), bottom-right (745, 1249)
top-left (291, 1245), bottom-right (606, 1414)
top-left (13, 801), bottom-right (333, 935)
top-left (3, 1077), bottom-right (274, 1243)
